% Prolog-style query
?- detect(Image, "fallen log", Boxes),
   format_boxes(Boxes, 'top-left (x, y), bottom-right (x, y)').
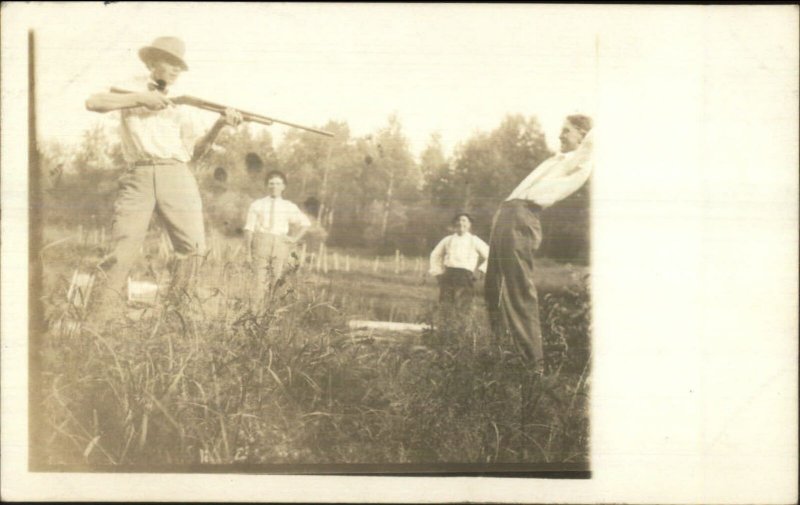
top-left (348, 320), bottom-right (431, 333)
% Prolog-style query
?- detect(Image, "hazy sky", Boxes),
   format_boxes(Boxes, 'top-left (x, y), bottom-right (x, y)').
top-left (30, 3), bottom-right (599, 157)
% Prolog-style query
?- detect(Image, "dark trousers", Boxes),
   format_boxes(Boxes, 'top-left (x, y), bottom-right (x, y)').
top-left (484, 199), bottom-right (544, 372)
top-left (438, 267), bottom-right (475, 309)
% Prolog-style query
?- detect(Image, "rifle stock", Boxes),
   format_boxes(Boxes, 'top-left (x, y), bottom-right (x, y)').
top-left (109, 87), bottom-right (334, 137)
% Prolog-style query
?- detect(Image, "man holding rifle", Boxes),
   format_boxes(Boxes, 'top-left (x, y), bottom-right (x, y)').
top-left (85, 36), bottom-right (242, 315)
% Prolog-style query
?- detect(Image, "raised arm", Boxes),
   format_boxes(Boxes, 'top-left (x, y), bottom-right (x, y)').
top-left (528, 129), bottom-right (595, 208)
top-left (191, 108), bottom-right (243, 162)
top-left (85, 89), bottom-right (173, 113)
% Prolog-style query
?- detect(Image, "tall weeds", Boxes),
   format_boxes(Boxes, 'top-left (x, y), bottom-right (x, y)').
top-left (38, 237), bottom-right (590, 466)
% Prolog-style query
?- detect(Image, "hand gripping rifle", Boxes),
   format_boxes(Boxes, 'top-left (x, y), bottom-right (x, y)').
top-left (110, 86), bottom-right (334, 138)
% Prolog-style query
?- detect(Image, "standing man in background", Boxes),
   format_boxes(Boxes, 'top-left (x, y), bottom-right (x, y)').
top-left (484, 115), bottom-right (594, 376)
top-left (429, 212), bottom-right (490, 312)
top-left (243, 170), bottom-right (311, 306)
top-left (85, 36), bottom-right (242, 316)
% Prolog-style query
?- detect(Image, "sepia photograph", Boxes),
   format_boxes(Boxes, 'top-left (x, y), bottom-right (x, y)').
top-left (2, 2), bottom-right (797, 503)
top-left (23, 2), bottom-right (595, 474)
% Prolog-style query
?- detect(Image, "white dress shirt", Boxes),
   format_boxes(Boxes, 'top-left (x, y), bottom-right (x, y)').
top-left (429, 232), bottom-right (490, 276)
top-left (506, 129), bottom-right (594, 207)
top-left (243, 196), bottom-right (311, 236)
top-left (114, 75), bottom-right (200, 163)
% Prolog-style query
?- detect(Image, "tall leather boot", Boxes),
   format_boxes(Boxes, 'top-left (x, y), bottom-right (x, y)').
top-left (167, 254), bottom-right (201, 306)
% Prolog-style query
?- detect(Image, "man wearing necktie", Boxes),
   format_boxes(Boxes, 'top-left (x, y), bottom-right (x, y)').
top-left (484, 115), bottom-right (594, 377)
top-left (85, 36), bottom-right (243, 317)
top-left (243, 170), bottom-right (311, 306)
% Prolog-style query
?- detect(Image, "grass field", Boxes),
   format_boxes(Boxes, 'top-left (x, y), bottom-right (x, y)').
top-left (35, 225), bottom-right (591, 467)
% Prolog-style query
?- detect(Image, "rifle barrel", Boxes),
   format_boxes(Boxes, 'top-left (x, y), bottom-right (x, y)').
top-left (109, 87), bottom-right (334, 137)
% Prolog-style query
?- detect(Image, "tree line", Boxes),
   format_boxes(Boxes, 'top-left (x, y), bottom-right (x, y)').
top-left (38, 113), bottom-right (589, 263)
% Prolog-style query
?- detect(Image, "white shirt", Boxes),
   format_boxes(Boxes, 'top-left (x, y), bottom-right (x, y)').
top-left (114, 75), bottom-right (200, 163)
top-left (243, 196), bottom-right (311, 236)
top-left (506, 129), bottom-right (594, 207)
top-left (429, 232), bottom-right (490, 276)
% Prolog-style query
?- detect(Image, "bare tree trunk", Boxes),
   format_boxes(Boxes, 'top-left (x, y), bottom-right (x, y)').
top-left (381, 168), bottom-right (394, 243)
top-left (463, 180), bottom-right (472, 212)
top-left (326, 191), bottom-right (338, 229)
top-left (318, 142), bottom-right (334, 223)
top-left (300, 167), bottom-right (308, 198)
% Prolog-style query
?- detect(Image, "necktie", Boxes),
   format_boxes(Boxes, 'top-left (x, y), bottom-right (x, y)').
top-left (269, 198), bottom-right (276, 233)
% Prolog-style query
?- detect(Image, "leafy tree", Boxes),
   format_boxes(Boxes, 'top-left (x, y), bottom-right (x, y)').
top-left (443, 114), bottom-right (552, 240)
top-left (489, 114), bottom-right (551, 186)
top-left (41, 124), bottom-right (124, 227)
top-left (356, 115), bottom-right (421, 249)
top-left (539, 180), bottom-right (590, 264)
top-left (420, 133), bottom-right (456, 208)
top-left (197, 125), bottom-right (279, 199)
top-left (39, 111), bottom-right (588, 262)
top-left (277, 121), bottom-right (362, 247)
top-left (71, 123), bottom-right (126, 175)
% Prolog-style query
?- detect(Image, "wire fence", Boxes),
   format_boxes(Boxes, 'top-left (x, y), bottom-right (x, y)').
top-left (57, 225), bottom-right (431, 279)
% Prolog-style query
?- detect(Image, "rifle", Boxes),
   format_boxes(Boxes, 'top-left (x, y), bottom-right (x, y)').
top-left (110, 87), bottom-right (334, 138)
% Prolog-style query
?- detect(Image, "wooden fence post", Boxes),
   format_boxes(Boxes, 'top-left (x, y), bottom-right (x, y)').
top-left (333, 252), bottom-right (339, 271)
top-left (91, 215), bottom-right (97, 244)
top-left (300, 243), bottom-right (307, 268)
top-left (316, 243), bottom-right (324, 271)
